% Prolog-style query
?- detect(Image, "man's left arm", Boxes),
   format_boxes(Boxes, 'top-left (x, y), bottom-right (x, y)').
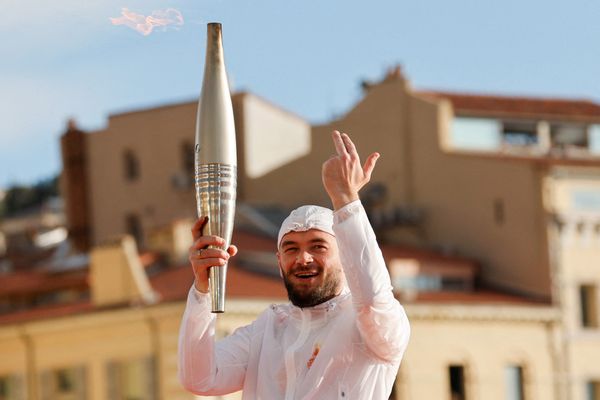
top-left (333, 200), bottom-right (410, 363)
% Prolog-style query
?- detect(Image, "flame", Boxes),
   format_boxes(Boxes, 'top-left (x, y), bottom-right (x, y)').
top-left (110, 8), bottom-right (184, 36)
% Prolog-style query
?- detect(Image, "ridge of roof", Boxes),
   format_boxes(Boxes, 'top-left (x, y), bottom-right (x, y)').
top-left (417, 90), bottom-right (600, 119)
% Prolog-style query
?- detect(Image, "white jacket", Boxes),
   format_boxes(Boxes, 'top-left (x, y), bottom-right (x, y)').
top-left (178, 200), bottom-right (410, 399)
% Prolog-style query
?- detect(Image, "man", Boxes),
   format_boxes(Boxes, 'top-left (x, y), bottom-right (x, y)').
top-left (179, 131), bottom-right (410, 399)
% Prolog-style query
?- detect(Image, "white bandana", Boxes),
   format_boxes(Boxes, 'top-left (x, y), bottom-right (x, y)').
top-left (277, 205), bottom-right (335, 248)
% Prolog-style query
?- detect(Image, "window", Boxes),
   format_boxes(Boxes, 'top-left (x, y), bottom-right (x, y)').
top-left (449, 365), bottom-right (466, 400)
top-left (441, 277), bottom-right (470, 291)
top-left (572, 190), bottom-right (600, 212)
top-left (39, 367), bottom-right (86, 400)
top-left (171, 141), bottom-right (195, 189)
top-left (580, 284), bottom-right (598, 328)
top-left (494, 199), bottom-right (505, 226)
top-left (107, 357), bottom-right (156, 400)
top-left (123, 150), bottom-right (140, 181)
top-left (450, 118), bottom-right (501, 151)
top-left (590, 125), bottom-right (600, 155)
top-left (576, 221), bottom-right (586, 235)
top-left (502, 121), bottom-right (538, 147)
top-left (181, 141), bottom-right (195, 172)
top-left (125, 214), bottom-right (143, 248)
top-left (505, 365), bottom-right (525, 400)
top-left (551, 123), bottom-right (587, 147)
top-left (587, 381), bottom-right (600, 400)
top-left (393, 275), bottom-right (471, 293)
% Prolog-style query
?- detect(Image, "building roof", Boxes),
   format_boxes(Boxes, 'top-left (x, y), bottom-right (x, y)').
top-left (381, 244), bottom-right (477, 270)
top-left (418, 90), bottom-right (600, 121)
top-left (0, 270), bottom-right (88, 298)
top-left (410, 289), bottom-right (548, 305)
top-left (0, 228), bottom-right (548, 326)
top-left (0, 300), bottom-right (94, 325)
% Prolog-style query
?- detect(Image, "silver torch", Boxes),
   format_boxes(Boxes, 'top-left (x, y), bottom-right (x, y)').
top-left (195, 23), bottom-right (237, 313)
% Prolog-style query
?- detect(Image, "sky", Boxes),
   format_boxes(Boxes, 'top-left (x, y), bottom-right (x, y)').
top-left (1, 0), bottom-right (600, 188)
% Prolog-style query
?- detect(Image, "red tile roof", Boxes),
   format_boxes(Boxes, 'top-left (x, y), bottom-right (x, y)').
top-left (446, 149), bottom-right (600, 167)
top-left (151, 262), bottom-right (287, 303)
top-left (410, 289), bottom-right (548, 305)
top-left (418, 90), bottom-right (600, 121)
top-left (0, 300), bottom-right (94, 325)
top-left (0, 270), bottom-right (88, 297)
top-left (215, 230), bottom-right (286, 300)
top-left (0, 228), bottom-right (547, 325)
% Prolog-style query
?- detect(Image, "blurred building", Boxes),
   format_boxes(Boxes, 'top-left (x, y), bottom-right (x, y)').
top-left (1, 67), bottom-right (600, 399)
top-left (0, 226), bottom-right (287, 400)
top-left (59, 93), bottom-right (312, 251)
top-left (0, 221), bottom-right (558, 400)
top-left (0, 196), bottom-right (68, 277)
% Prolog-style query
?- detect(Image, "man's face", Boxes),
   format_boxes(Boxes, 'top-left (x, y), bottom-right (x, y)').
top-left (277, 229), bottom-right (344, 308)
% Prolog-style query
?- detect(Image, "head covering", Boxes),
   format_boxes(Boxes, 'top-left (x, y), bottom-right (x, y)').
top-left (277, 205), bottom-right (335, 248)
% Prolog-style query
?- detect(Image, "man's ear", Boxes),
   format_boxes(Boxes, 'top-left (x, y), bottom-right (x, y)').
top-left (276, 252), bottom-right (284, 278)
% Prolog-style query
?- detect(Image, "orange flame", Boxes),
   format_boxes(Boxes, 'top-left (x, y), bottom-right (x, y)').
top-left (110, 8), bottom-right (184, 36)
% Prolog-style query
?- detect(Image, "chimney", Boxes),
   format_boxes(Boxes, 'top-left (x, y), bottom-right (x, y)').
top-left (60, 119), bottom-right (92, 252)
top-left (383, 65), bottom-right (410, 90)
top-left (89, 235), bottom-right (158, 306)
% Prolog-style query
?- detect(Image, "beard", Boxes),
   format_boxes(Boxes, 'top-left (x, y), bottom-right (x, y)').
top-left (282, 265), bottom-right (342, 308)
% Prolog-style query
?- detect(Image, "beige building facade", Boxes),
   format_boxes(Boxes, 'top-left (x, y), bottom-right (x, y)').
top-left (68, 70), bottom-right (600, 303)
top-left (0, 264), bottom-right (560, 400)
top-left (63, 93), bottom-right (311, 250)
top-left (31, 67), bottom-right (600, 400)
top-left (546, 168), bottom-right (600, 400)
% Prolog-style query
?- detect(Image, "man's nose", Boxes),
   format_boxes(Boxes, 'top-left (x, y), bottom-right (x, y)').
top-left (296, 250), bottom-right (313, 264)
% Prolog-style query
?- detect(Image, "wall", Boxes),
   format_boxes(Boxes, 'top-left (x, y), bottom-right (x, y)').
top-left (408, 95), bottom-right (552, 299)
top-left (403, 304), bottom-right (558, 400)
top-left (0, 300), bottom-right (559, 400)
top-left (87, 102), bottom-right (198, 246)
top-left (547, 166), bottom-right (600, 399)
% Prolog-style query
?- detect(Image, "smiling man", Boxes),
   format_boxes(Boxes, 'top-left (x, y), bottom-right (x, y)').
top-left (277, 206), bottom-right (343, 308)
top-left (178, 131), bottom-right (410, 399)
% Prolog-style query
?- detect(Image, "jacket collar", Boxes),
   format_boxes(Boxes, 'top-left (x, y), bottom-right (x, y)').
top-left (272, 285), bottom-right (351, 321)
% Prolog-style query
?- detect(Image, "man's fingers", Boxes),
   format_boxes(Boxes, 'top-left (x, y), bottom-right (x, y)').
top-left (332, 130), bottom-right (348, 157)
top-left (190, 257), bottom-right (228, 267)
top-left (227, 245), bottom-right (238, 257)
top-left (363, 152), bottom-right (380, 179)
top-left (191, 217), bottom-right (208, 241)
top-left (190, 247), bottom-right (230, 259)
top-left (341, 133), bottom-right (358, 157)
top-left (190, 235), bottom-right (226, 250)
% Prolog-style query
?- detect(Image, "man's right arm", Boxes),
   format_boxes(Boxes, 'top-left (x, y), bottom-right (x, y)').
top-left (178, 286), bottom-right (252, 395)
top-left (178, 217), bottom-right (247, 395)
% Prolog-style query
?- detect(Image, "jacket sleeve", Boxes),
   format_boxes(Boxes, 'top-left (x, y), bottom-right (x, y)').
top-left (178, 287), bottom-right (253, 395)
top-left (332, 200), bottom-right (410, 363)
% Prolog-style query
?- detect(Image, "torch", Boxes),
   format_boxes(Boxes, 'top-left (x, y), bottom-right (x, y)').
top-left (195, 23), bottom-right (237, 313)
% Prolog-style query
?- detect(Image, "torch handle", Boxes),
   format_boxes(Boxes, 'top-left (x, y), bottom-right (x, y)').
top-left (195, 163), bottom-right (236, 313)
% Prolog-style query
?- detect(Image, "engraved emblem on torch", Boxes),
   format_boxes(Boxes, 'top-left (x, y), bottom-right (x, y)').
top-left (195, 23), bottom-right (237, 313)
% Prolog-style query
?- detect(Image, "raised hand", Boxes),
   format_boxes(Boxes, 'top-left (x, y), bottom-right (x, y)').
top-left (322, 130), bottom-right (380, 210)
top-left (188, 216), bottom-right (238, 293)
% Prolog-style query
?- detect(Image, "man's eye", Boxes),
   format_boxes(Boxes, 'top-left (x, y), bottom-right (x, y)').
top-left (313, 245), bottom-right (327, 251)
top-left (284, 247), bottom-right (297, 253)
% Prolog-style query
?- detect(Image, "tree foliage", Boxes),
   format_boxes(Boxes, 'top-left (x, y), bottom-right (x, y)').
top-left (0, 176), bottom-right (59, 218)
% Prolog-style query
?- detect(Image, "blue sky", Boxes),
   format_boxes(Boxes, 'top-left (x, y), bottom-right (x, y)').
top-left (1, 0), bottom-right (599, 188)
